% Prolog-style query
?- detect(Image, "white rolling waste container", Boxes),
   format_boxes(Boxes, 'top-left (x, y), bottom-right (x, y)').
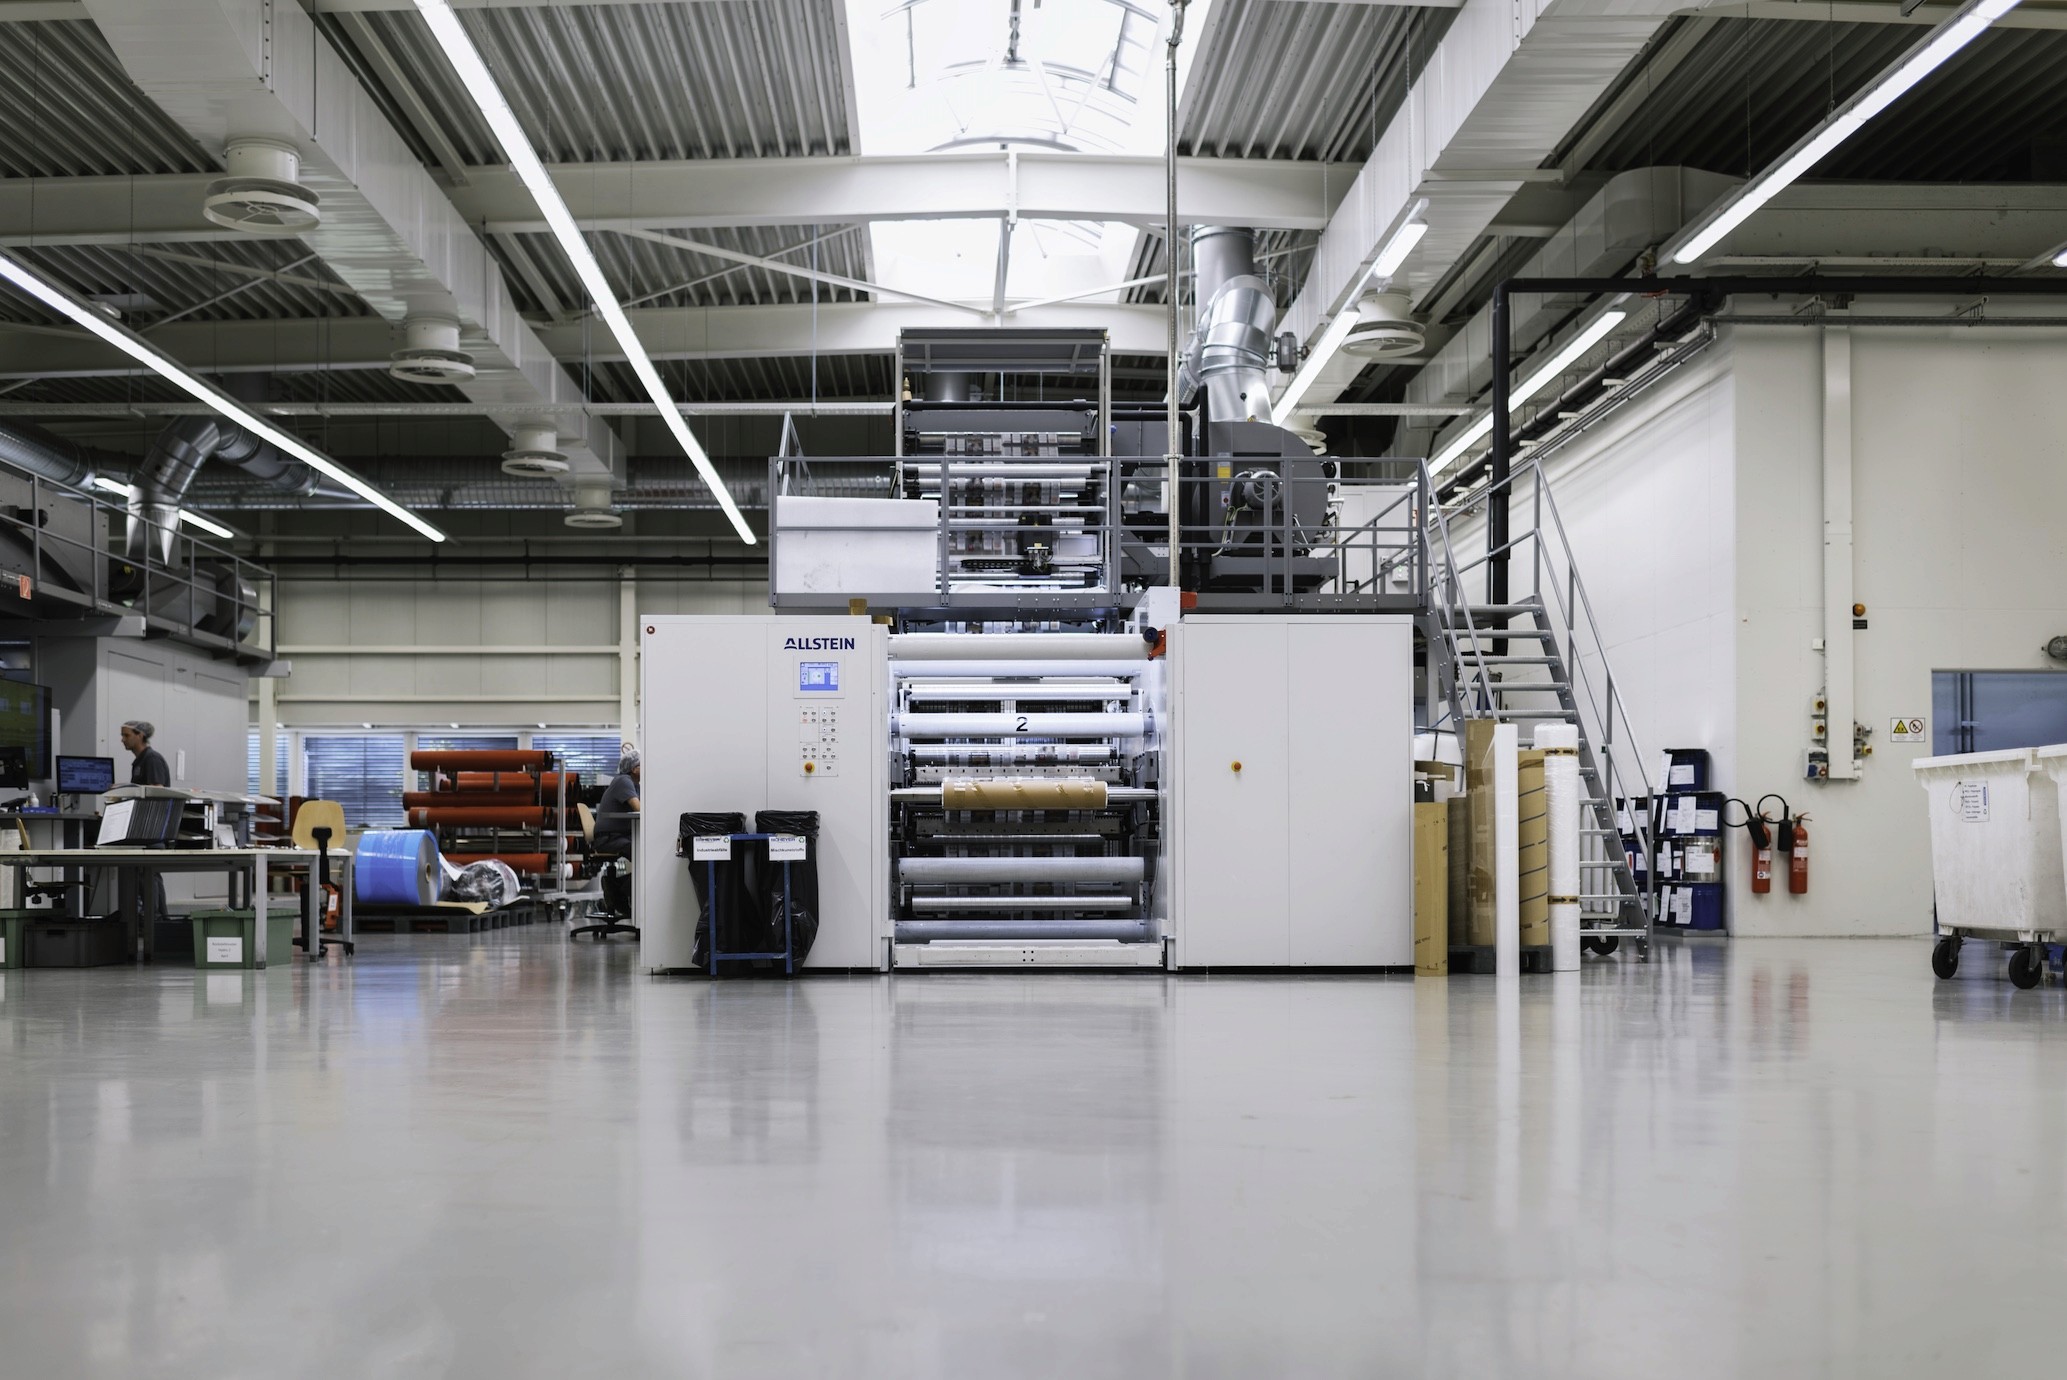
top-left (1913, 747), bottom-right (2064, 989)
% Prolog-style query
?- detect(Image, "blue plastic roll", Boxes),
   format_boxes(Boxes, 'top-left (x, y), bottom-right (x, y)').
top-left (355, 829), bottom-right (442, 906)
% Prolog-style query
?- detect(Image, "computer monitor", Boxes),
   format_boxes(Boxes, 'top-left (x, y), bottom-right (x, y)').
top-left (55, 755), bottom-right (116, 795)
top-left (0, 745), bottom-right (25, 791)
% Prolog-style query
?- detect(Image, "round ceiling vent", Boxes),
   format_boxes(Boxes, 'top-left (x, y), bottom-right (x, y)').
top-left (501, 422), bottom-right (569, 478)
top-left (565, 480), bottom-right (623, 529)
top-left (391, 315), bottom-right (477, 385)
top-left (1288, 423), bottom-right (1329, 454)
top-left (202, 140), bottom-right (321, 237)
top-left (1340, 291), bottom-right (1424, 360)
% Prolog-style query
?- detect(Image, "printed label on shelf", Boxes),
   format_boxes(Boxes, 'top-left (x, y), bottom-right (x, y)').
top-left (205, 937), bottom-right (243, 964)
top-left (768, 834), bottom-right (807, 862)
top-left (1956, 781), bottom-right (1989, 823)
top-left (1695, 809), bottom-right (1719, 832)
top-left (691, 836), bottom-right (732, 862)
top-left (1669, 763), bottom-right (1695, 786)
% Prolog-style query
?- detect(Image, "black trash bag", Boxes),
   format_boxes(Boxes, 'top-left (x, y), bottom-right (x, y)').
top-left (753, 809), bottom-right (821, 964)
top-left (679, 811), bottom-right (748, 968)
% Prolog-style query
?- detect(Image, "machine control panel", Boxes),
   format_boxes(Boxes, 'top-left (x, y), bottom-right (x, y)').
top-left (798, 705), bottom-right (841, 777)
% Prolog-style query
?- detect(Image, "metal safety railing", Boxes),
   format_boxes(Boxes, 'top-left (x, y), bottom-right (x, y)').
top-left (0, 464), bottom-right (276, 660)
top-left (1423, 457), bottom-right (1657, 935)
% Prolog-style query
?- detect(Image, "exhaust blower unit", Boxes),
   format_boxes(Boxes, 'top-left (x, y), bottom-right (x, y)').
top-left (565, 481), bottom-right (622, 529)
top-left (202, 139), bottom-right (321, 237)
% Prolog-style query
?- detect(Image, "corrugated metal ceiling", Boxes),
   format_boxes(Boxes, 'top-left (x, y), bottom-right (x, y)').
top-left (1180, 0), bottom-right (1455, 164)
top-left (1584, 19), bottom-right (2067, 182)
top-left (0, 20), bottom-right (214, 178)
top-left (586, 353), bottom-right (895, 406)
top-left (321, 0), bottom-right (853, 166)
top-left (492, 225), bottom-right (872, 317)
top-left (6, 242), bottom-right (372, 328)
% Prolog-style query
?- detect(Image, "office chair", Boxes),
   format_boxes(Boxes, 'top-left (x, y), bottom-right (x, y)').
top-left (569, 802), bottom-right (637, 942)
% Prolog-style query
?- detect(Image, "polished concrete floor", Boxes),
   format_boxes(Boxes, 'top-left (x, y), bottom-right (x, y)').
top-left (1, 932), bottom-right (2062, 1378)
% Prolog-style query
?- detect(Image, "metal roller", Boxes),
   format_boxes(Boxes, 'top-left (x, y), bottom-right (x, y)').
top-left (904, 681), bottom-right (1132, 702)
top-left (898, 856), bottom-right (1145, 885)
top-left (895, 712), bottom-right (1146, 738)
top-left (895, 920), bottom-right (1156, 943)
top-left (909, 746), bottom-right (1113, 766)
top-left (892, 784), bottom-right (1157, 803)
top-left (908, 894), bottom-right (1138, 911)
top-left (889, 634), bottom-right (1148, 662)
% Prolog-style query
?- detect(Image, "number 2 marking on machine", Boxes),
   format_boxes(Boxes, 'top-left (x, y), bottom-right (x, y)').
top-left (1015, 715), bottom-right (1029, 733)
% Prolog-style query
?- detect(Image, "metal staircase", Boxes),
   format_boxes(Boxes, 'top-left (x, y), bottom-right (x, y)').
top-left (1420, 460), bottom-right (1658, 955)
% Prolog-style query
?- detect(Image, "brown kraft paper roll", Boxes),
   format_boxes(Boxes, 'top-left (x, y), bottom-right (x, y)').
top-left (940, 777), bottom-right (1108, 810)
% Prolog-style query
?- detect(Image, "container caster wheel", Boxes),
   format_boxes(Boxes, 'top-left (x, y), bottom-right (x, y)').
top-left (2008, 945), bottom-right (2043, 990)
top-left (1582, 936), bottom-right (1619, 957)
top-left (1931, 937), bottom-right (1960, 980)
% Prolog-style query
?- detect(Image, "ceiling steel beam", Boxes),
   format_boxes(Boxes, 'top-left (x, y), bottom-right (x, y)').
top-left (445, 154), bottom-right (1360, 235)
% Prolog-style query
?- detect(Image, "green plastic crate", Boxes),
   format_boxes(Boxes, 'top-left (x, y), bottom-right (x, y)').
top-left (189, 905), bottom-right (300, 970)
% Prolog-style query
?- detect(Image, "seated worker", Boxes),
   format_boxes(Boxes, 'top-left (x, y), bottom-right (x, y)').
top-left (593, 749), bottom-right (641, 914)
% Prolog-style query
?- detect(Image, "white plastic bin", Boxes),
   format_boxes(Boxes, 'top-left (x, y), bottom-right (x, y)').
top-left (1914, 747), bottom-right (2066, 987)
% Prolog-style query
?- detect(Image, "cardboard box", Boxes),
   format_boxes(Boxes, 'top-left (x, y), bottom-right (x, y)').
top-left (1414, 801), bottom-right (1449, 975)
top-left (1447, 795), bottom-right (1470, 947)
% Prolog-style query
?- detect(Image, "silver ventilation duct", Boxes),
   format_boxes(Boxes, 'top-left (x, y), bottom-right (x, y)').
top-left (0, 422), bottom-right (99, 489)
top-left (1182, 226), bottom-right (1280, 426)
top-left (125, 417), bottom-right (319, 564)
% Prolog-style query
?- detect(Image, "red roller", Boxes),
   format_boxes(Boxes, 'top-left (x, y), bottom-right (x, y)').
top-left (445, 852), bottom-right (555, 874)
top-left (407, 806), bottom-right (554, 828)
top-left (409, 749), bottom-right (552, 772)
top-left (448, 771), bottom-right (581, 793)
top-left (401, 790), bottom-right (541, 810)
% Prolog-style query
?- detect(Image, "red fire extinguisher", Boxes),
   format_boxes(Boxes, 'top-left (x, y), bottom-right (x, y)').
top-left (1788, 814), bottom-right (1811, 895)
top-left (1751, 824), bottom-right (1773, 894)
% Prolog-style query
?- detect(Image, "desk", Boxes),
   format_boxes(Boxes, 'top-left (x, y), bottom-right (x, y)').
top-left (1, 810), bottom-right (104, 851)
top-left (0, 847), bottom-right (354, 965)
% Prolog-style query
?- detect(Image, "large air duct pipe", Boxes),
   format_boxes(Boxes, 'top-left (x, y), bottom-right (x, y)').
top-left (1184, 226), bottom-right (1278, 426)
top-left (0, 422), bottom-right (99, 489)
top-left (124, 416), bottom-right (316, 564)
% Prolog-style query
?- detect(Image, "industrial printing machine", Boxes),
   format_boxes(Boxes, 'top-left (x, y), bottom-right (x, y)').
top-left (639, 229), bottom-right (1424, 972)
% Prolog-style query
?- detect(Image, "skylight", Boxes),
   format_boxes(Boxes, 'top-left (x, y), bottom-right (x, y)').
top-left (845, 0), bottom-right (1212, 309)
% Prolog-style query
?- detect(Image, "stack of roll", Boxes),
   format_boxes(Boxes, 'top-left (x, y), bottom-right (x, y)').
top-left (406, 749), bottom-right (578, 879)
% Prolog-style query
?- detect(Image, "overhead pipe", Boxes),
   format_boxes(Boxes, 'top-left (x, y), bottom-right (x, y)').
top-left (1183, 225), bottom-right (1279, 425)
top-left (0, 421), bottom-right (100, 488)
top-left (124, 416), bottom-right (319, 564)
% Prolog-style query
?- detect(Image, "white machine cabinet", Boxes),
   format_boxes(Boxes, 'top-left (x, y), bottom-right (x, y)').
top-left (637, 615), bottom-right (888, 972)
top-left (1171, 616), bottom-right (1413, 967)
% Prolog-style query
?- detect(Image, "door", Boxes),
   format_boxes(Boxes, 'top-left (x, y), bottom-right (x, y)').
top-left (1177, 621), bottom-right (1289, 966)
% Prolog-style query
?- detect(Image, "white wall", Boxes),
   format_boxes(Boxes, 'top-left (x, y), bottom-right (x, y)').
top-left (1731, 324), bottom-right (2067, 936)
top-left (1540, 321), bottom-right (2067, 937)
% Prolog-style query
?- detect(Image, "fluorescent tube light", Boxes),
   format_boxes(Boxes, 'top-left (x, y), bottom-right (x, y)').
top-left (0, 251), bottom-right (447, 542)
top-left (179, 510), bottom-right (236, 540)
top-left (89, 476), bottom-right (130, 497)
top-left (1429, 310), bottom-right (1629, 473)
top-left (1671, 0), bottom-right (2022, 265)
top-left (1276, 210), bottom-right (1429, 417)
top-left (411, 0), bottom-right (756, 545)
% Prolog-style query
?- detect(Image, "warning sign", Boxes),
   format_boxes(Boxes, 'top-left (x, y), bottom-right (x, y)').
top-left (1891, 716), bottom-right (1926, 743)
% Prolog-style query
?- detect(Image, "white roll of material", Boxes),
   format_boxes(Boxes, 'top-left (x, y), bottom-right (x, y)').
top-left (1493, 722), bottom-right (1521, 977)
top-left (888, 633), bottom-right (1148, 662)
top-left (896, 712), bottom-right (1146, 738)
top-left (1535, 723), bottom-right (1583, 972)
top-left (899, 855), bottom-right (1145, 885)
top-left (893, 660), bottom-right (1149, 680)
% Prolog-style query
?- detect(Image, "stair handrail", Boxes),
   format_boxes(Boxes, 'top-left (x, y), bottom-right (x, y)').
top-left (1421, 473), bottom-right (1496, 723)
